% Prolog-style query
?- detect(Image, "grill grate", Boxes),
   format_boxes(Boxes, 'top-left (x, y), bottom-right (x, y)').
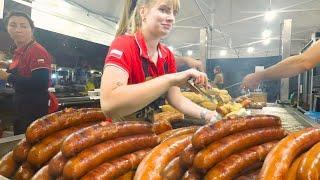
top-left (251, 106), bottom-right (309, 132)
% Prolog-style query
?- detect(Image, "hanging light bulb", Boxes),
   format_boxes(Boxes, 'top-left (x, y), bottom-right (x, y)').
top-left (264, 10), bottom-right (277, 22)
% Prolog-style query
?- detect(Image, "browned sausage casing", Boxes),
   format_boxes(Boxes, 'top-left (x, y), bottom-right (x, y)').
top-left (118, 171), bottom-right (135, 180)
top-left (31, 165), bottom-right (51, 180)
top-left (26, 108), bottom-right (105, 144)
top-left (204, 141), bottom-right (277, 180)
top-left (61, 121), bottom-right (153, 157)
top-left (179, 144), bottom-right (197, 168)
top-left (134, 134), bottom-right (191, 180)
top-left (27, 122), bottom-right (95, 168)
top-left (161, 156), bottom-right (186, 180)
top-left (152, 120), bottom-right (173, 134)
top-left (193, 127), bottom-right (286, 172)
top-left (284, 153), bottom-right (305, 180)
top-left (63, 134), bottom-right (159, 179)
top-left (192, 115), bottom-right (281, 149)
top-left (81, 149), bottom-right (150, 180)
top-left (160, 126), bottom-right (199, 143)
top-left (0, 151), bottom-right (17, 178)
top-left (12, 138), bottom-right (31, 163)
top-left (14, 162), bottom-right (35, 180)
top-left (259, 127), bottom-right (320, 180)
top-left (181, 168), bottom-right (201, 180)
top-left (296, 141), bottom-right (320, 180)
top-left (48, 152), bottom-right (67, 178)
top-left (234, 169), bottom-right (260, 180)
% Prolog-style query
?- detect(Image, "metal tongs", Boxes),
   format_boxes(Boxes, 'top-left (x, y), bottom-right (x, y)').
top-left (187, 79), bottom-right (223, 104)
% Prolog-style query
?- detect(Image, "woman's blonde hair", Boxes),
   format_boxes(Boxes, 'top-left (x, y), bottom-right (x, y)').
top-left (116, 0), bottom-right (180, 37)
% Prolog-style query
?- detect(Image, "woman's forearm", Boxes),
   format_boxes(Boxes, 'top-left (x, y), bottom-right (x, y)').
top-left (259, 55), bottom-right (311, 80)
top-left (101, 74), bottom-right (173, 117)
top-left (167, 86), bottom-right (205, 119)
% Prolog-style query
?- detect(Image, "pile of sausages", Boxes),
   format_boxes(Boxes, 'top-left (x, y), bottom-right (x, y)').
top-left (259, 127), bottom-right (320, 180)
top-left (0, 108), bottom-right (106, 180)
top-left (135, 114), bottom-right (286, 180)
top-left (3, 109), bottom-right (320, 180)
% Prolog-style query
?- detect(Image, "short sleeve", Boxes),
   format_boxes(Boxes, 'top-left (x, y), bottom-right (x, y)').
top-left (105, 36), bottom-right (132, 74)
top-left (166, 50), bottom-right (177, 74)
top-left (29, 46), bottom-right (51, 71)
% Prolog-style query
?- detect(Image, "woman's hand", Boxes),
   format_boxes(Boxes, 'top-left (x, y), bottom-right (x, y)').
top-left (205, 110), bottom-right (222, 123)
top-left (170, 69), bottom-right (208, 87)
top-left (0, 70), bottom-right (9, 80)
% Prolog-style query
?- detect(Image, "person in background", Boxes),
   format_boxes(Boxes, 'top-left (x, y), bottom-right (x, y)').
top-left (100, 0), bottom-right (221, 122)
top-left (242, 39), bottom-right (320, 89)
top-left (85, 74), bottom-right (95, 92)
top-left (0, 12), bottom-right (52, 135)
top-left (212, 65), bottom-right (224, 89)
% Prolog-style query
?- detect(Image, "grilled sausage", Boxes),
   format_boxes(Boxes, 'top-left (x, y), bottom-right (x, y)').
top-left (81, 149), bottom-right (150, 180)
top-left (31, 165), bottom-right (51, 180)
top-left (179, 144), bottom-right (197, 168)
top-left (134, 134), bottom-right (191, 180)
top-left (161, 156), bottom-right (186, 180)
top-left (259, 127), bottom-right (320, 179)
top-left (26, 108), bottom-right (105, 143)
top-left (48, 152), bottom-right (67, 178)
top-left (236, 161), bottom-right (263, 177)
top-left (284, 153), bottom-right (305, 180)
top-left (27, 122), bottom-right (95, 168)
top-left (296, 141), bottom-right (320, 180)
top-left (193, 127), bottom-right (286, 172)
top-left (204, 141), bottom-right (277, 180)
top-left (192, 115), bottom-right (281, 149)
top-left (160, 126), bottom-right (199, 142)
top-left (63, 134), bottom-right (159, 179)
top-left (181, 168), bottom-right (201, 180)
top-left (0, 151), bottom-right (17, 178)
top-left (61, 121), bottom-right (153, 157)
top-left (234, 169), bottom-right (260, 180)
top-left (118, 171), bottom-right (135, 180)
top-left (14, 162), bottom-right (35, 180)
top-left (12, 138), bottom-right (31, 163)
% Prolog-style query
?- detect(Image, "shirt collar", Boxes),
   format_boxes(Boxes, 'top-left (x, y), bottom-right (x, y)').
top-left (134, 31), bottom-right (168, 60)
top-left (14, 40), bottom-right (36, 55)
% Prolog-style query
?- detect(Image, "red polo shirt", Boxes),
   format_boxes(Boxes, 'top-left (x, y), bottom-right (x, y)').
top-left (105, 31), bottom-right (177, 84)
top-left (9, 41), bottom-right (52, 78)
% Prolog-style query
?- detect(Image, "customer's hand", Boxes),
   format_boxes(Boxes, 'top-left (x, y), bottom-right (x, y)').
top-left (242, 73), bottom-right (262, 90)
top-left (0, 70), bottom-right (9, 80)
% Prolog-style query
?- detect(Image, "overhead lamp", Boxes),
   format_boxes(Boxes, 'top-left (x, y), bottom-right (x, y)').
top-left (220, 50), bottom-right (227, 56)
top-left (168, 46), bottom-right (174, 51)
top-left (187, 50), bottom-right (193, 56)
top-left (264, 10), bottom-right (276, 22)
top-left (247, 47), bottom-right (255, 54)
top-left (262, 29), bottom-right (272, 38)
top-left (263, 38), bottom-right (271, 45)
top-left (115, 24), bottom-right (119, 30)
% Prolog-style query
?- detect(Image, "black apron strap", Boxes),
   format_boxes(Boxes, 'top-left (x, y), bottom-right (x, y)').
top-left (128, 42), bottom-right (167, 121)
